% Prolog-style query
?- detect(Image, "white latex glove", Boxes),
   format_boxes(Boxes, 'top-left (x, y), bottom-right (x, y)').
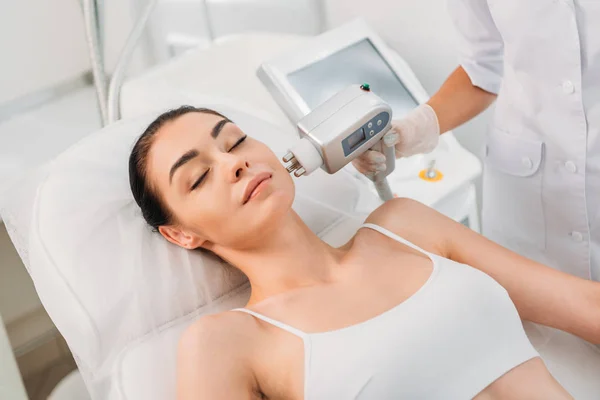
top-left (352, 104), bottom-right (440, 177)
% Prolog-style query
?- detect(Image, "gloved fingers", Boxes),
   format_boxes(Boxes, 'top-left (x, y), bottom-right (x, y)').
top-left (360, 149), bottom-right (387, 164)
top-left (351, 159), bottom-right (373, 175)
top-left (388, 105), bottom-right (440, 157)
top-left (383, 131), bottom-right (400, 147)
top-left (352, 152), bottom-right (387, 175)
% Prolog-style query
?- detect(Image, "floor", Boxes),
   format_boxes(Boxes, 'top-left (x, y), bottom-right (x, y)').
top-left (21, 337), bottom-right (77, 400)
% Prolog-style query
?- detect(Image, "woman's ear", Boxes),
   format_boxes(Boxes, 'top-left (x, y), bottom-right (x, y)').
top-left (158, 225), bottom-right (207, 250)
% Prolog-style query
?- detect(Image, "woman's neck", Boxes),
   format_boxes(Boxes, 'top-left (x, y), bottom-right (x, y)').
top-left (214, 211), bottom-right (348, 304)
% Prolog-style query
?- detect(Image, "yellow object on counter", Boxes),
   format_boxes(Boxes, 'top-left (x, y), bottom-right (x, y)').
top-left (419, 169), bottom-right (444, 182)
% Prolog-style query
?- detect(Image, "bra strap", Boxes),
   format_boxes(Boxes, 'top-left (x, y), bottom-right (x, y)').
top-left (232, 308), bottom-right (308, 339)
top-left (360, 223), bottom-right (432, 259)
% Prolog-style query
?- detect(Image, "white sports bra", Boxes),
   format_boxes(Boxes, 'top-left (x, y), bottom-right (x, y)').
top-left (234, 223), bottom-right (539, 399)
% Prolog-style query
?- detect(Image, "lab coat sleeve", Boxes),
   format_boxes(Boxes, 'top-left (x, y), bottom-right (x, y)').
top-left (447, 0), bottom-right (504, 94)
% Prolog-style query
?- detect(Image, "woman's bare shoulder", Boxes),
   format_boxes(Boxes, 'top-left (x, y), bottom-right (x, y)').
top-left (176, 311), bottom-right (260, 398)
top-left (365, 197), bottom-right (426, 223)
top-left (364, 198), bottom-right (451, 257)
top-left (178, 310), bottom-right (258, 371)
top-left (179, 310), bottom-right (257, 353)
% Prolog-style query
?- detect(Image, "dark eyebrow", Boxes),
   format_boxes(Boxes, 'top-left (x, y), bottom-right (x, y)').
top-left (211, 118), bottom-right (231, 139)
top-left (169, 149), bottom-right (199, 184)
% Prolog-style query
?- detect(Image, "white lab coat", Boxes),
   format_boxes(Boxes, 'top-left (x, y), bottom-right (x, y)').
top-left (448, 0), bottom-right (600, 280)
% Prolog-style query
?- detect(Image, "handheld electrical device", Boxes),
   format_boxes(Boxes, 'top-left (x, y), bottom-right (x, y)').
top-left (283, 84), bottom-right (396, 201)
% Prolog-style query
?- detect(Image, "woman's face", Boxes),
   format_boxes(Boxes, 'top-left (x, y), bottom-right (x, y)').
top-left (147, 111), bottom-right (295, 250)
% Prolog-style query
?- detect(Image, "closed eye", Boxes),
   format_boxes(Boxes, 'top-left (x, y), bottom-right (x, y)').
top-left (190, 169), bottom-right (209, 191)
top-left (190, 136), bottom-right (246, 191)
top-left (228, 135), bottom-right (247, 151)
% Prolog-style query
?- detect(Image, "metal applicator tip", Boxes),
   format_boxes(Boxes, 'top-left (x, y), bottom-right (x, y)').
top-left (283, 152), bottom-right (295, 163)
top-left (286, 160), bottom-right (301, 174)
top-left (294, 167), bottom-right (306, 177)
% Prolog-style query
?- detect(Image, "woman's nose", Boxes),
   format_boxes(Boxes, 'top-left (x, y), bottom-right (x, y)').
top-left (227, 156), bottom-right (250, 182)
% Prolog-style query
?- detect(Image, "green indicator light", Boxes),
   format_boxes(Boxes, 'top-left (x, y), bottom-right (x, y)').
top-left (360, 83), bottom-right (371, 91)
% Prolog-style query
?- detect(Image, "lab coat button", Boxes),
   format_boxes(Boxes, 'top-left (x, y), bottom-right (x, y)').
top-left (565, 161), bottom-right (577, 173)
top-left (521, 157), bottom-right (533, 169)
top-left (571, 231), bottom-right (584, 242)
top-left (562, 80), bottom-right (575, 94)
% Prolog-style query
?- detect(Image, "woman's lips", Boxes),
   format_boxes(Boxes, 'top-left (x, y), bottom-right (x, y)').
top-left (248, 178), bottom-right (271, 202)
top-left (243, 172), bottom-right (272, 204)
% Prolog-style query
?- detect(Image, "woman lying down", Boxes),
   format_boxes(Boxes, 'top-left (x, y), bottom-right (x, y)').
top-left (129, 106), bottom-right (600, 400)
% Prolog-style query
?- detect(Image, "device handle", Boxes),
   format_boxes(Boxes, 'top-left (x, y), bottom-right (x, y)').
top-left (365, 139), bottom-right (395, 202)
top-left (370, 139), bottom-right (396, 180)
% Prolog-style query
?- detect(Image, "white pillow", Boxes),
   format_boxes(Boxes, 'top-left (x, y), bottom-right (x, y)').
top-left (21, 103), bottom-right (370, 399)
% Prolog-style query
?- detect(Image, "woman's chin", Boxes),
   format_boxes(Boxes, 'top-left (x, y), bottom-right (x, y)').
top-left (216, 188), bottom-right (294, 249)
top-left (221, 202), bottom-right (293, 251)
top-left (248, 190), bottom-right (293, 227)
top-left (264, 190), bottom-right (293, 217)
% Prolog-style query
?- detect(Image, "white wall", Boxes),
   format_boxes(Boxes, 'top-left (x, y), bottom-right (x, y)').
top-left (146, 0), bottom-right (324, 64)
top-left (325, 0), bottom-right (492, 191)
top-left (104, 0), bottom-right (157, 76)
top-left (0, 0), bottom-right (90, 105)
top-left (0, 0), bottom-right (154, 106)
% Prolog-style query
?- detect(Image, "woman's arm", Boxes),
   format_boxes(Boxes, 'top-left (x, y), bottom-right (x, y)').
top-left (427, 66), bottom-right (497, 134)
top-left (370, 198), bottom-right (600, 344)
top-left (177, 314), bottom-right (258, 399)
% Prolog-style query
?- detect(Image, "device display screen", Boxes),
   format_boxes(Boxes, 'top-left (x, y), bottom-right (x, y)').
top-left (287, 39), bottom-right (418, 118)
top-left (347, 128), bottom-right (366, 151)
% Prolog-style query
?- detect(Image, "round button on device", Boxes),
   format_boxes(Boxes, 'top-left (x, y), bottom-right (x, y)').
top-left (368, 122), bottom-right (373, 129)
top-left (369, 130), bottom-right (375, 136)
top-left (377, 120), bottom-right (382, 126)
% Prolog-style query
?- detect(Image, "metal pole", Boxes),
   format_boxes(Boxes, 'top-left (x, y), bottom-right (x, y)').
top-left (313, 0), bottom-right (328, 33)
top-left (107, 0), bottom-right (159, 123)
top-left (82, 0), bottom-right (109, 126)
top-left (201, 0), bottom-right (216, 42)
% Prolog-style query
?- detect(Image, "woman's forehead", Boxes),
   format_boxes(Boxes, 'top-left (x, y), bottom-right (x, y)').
top-left (162, 112), bottom-right (225, 139)
top-left (149, 114), bottom-right (215, 172)
top-left (153, 113), bottom-right (234, 154)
